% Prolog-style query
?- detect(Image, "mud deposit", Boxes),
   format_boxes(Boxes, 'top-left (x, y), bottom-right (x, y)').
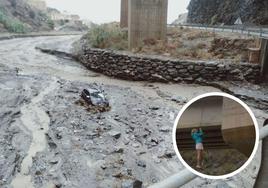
top-left (0, 36), bottom-right (267, 188)
top-left (180, 149), bottom-right (248, 176)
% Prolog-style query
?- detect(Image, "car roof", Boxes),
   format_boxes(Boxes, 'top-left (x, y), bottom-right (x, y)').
top-left (85, 88), bottom-right (100, 92)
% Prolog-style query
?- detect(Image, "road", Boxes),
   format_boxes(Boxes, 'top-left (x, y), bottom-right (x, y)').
top-left (169, 24), bottom-right (268, 39)
top-left (0, 36), bottom-right (266, 188)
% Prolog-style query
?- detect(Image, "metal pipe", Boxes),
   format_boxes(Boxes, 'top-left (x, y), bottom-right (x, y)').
top-left (148, 169), bottom-right (197, 188)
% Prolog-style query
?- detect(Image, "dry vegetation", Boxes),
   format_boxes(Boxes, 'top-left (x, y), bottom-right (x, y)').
top-left (83, 23), bottom-right (258, 62)
top-left (82, 22), bottom-right (128, 50)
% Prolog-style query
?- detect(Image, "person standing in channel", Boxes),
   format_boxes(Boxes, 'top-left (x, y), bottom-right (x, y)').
top-left (191, 128), bottom-right (204, 169)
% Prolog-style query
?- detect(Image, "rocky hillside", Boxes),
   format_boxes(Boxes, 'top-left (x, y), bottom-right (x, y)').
top-left (0, 0), bottom-right (53, 33)
top-left (187, 0), bottom-right (268, 25)
top-left (172, 13), bottom-right (188, 25)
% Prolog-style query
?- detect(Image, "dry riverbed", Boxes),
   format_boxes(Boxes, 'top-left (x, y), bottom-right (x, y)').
top-left (0, 36), bottom-right (267, 188)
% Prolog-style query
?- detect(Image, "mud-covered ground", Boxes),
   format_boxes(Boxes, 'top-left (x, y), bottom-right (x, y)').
top-left (0, 36), bottom-right (267, 188)
top-left (180, 149), bottom-right (248, 176)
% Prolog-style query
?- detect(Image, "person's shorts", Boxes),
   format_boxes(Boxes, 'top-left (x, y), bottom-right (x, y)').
top-left (196, 143), bottom-right (204, 150)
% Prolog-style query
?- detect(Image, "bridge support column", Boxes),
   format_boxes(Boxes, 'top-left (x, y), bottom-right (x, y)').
top-left (128, 0), bottom-right (168, 49)
top-left (260, 38), bottom-right (268, 81)
top-left (120, 0), bottom-right (128, 28)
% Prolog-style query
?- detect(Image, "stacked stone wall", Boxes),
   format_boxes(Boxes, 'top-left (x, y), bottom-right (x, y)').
top-left (78, 48), bottom-right (261, 83)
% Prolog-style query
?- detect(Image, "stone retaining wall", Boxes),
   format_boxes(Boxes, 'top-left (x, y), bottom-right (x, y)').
top-left (78, 48), bottom-right (261, 83)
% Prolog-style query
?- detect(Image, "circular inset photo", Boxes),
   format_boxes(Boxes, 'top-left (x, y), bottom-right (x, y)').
top-left (173, 92), bottom-right (259, 179)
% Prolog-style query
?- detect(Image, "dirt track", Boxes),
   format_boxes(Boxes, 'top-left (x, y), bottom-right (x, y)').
top-left (0, 36), bottom-right (266, 188)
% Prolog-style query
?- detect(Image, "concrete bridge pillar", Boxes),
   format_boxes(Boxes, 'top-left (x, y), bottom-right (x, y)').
top-left (128, 0), bottom-right (168, 49)
top-left (260, 38), bottom-right (268, 81)
top-left (120, 0), bottom-right (128, 28)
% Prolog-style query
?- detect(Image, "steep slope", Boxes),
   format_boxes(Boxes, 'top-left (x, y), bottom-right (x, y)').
top-left (187, 0), bottom-right (268, 25)
top-left (172, 13), bottom-right (188, 25)
top-left (0, 0), bottom-right (53, 33)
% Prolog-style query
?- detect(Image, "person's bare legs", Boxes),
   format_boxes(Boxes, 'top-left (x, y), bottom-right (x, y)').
top-left (196, 150), bottom-right (201, 168)
top-left (200, 150), bottom-right (204, 167)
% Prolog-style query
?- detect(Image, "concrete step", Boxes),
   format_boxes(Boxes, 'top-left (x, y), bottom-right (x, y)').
top-left (176, 125), bottom-right (230, 150)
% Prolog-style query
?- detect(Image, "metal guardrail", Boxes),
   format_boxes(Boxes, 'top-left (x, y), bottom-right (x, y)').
top-left (168, 24), bottom-right (268, 39)
top-left (149, 124), bottom-right (268, 188)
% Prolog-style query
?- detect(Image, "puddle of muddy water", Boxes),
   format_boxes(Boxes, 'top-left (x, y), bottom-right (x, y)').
top-left (11, 78), bottom-right (58, 188)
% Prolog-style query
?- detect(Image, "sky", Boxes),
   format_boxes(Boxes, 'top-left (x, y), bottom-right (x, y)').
top-left (45, 0), bottom-right (190, 24)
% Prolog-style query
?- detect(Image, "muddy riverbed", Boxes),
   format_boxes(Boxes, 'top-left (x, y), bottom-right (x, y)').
top-left (0, 36), bottom-right (267, 188)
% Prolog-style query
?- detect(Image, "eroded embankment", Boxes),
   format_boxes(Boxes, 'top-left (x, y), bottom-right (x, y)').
top-left (37, 46), bottom-right (268, 112)
top-left (37, 45), bottom-right (261, 83)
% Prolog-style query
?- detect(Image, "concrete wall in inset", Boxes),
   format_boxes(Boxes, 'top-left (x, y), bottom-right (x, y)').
top-left (222, 98), bottom-right (254, 130)
top-left (120, 0), bottom-right (128, 28)
top-left (221, 97), bottom-right (255, 157)
top-left (128, 0), bottom-right (168, 49)
top-left (178, 97), bottom-right (223, 128)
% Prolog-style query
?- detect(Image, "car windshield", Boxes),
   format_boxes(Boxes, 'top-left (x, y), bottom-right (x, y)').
top-left (91, 92), bottom-right (100, 98)
top-left (84, 89), bottom-right (90, 94)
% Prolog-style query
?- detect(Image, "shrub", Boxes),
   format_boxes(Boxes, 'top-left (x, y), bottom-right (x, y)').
top-left (29, 10), bottom-right (36, 19)
top-left (0, 10), bottom-right (26, 33)
top-left (60, 19), bottom-right (66, 26)
top-left (10, 0), bottom-right (17, 7)
top-left (6, 21), bottom-right (26, 33)
top-left (196, 42), bottom-right (207, 48)
top-left (47, 19), bottom-right (55, 29)
top-left (186, 30), bottom-right (214, 40)
top-left (84, 23), bottom-right (128, 49)
top-left (210, 15), bottom-right (218, 25)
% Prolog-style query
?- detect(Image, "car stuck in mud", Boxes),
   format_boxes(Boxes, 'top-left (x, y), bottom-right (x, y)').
top-left (81, 87), bottom-right (109, 107)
